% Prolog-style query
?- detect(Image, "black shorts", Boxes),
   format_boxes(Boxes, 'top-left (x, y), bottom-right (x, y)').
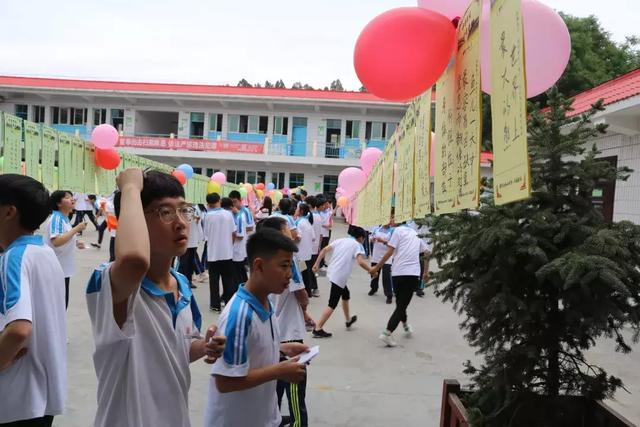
top-left (328, 282), bottom-right (350, 309)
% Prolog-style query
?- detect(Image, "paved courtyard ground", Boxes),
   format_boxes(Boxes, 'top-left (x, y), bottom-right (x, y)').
top-left (53, 221), bottom-right (639, 426)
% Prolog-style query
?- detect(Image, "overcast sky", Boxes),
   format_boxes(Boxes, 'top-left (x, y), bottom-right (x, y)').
top-left (0, 0), bottom-right (637, 90)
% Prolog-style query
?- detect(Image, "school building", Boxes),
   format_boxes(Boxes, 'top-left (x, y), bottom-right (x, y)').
top-left (568, 68), bottom-right (640, 224)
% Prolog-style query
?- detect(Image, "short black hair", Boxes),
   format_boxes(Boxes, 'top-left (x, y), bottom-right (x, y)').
top-left (50, 190), bottom-right (73, 211)
top-left (0, 175), bottom-right (51, 231)
top-left (278, 198), bottom-right (294, 215)
top-left (228, 190), bottom-right (241, 200)
top-left (206, 192), bottom-right (221, 205)
top-left (247, 228), bottom-right (298, 269)
top-left (114, 170), bottom-right (184, 218)
top-left (88, 194), bottom-right (97, 201)
top-left (300, 189), bottom-right (307, 197)
top-left (221, 197), bottom-right (234, 210)
top-left (305, 196), bottom-right (317, 208)
top-left (348, 225), bottom-right (366, 240)
top-left (256, 216), bottom-right (287, 233)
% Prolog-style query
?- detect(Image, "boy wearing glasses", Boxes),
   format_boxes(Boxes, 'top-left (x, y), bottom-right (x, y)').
top-left (85, 169), bottom-right (226, 427)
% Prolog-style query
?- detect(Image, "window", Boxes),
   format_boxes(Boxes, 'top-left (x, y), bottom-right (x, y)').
top-left (326, 119), bottom-right (341, 129)
top-left (14, 104), bottom-right (28, 120)
top-left (93, 108), bottom-right (107, 125)
top-left (72, 108), bottom-right (87, 125)
top-left (273, 116), bottom-right (289, 135)
top-left (271, 172), bottom-right (286, 188)
top-left (190, 112), bottom-right (204, 139)
top-left (209, 113), bottom-right (223, 132)
top-left (111, 109), bottom-right (124, 131)
top-left (227, 170), bottom-right (245, 184)
top-left (229, 115), bottom-right (268, 134)
top-left (289, 173), bottom-right (304, 188)
top-left (193, 167), bottom-right (202, 175)
top-left (323, 175), bottom-right (338, 197)
top-left (346, 120), bottom-right (360, 139)
top-left (51, 107), bottom-right (69, 125)
top-left (247, 171), bottom-right (256, 184)
top-left (32, 105), bottom-right (45, 123)
top-left (384, 122), bottom-right (398, 139)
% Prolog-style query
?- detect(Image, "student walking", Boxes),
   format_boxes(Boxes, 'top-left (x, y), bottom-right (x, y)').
top-left (369, 221), bottom-right (395, 304)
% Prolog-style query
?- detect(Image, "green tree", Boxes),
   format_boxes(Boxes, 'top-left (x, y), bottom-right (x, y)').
top-left (264, 80), bottom-right (274, 88)
top-left (430, 90), bottom-right (640, 425)
top-left (237, 78), bottom-right (252, 88)
top-left (275, 79), bottom-right (286, 89)
top-left (557, 14), bottom-right (640, 97)
top-left (291, 82), bottom-right (303, 90)
top-left (330, 79), bottom-right (344, 91)
top-left (359, 85), bottom-right (368, 93)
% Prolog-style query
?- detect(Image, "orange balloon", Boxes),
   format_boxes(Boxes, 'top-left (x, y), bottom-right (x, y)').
top-left (337, 196), bottom-right (350, 208)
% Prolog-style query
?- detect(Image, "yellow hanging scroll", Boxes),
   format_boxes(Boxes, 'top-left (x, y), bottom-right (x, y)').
top-left (414, 88), bottom-right (433, 218)
top-left (490, 0), bottom-right (531, 205)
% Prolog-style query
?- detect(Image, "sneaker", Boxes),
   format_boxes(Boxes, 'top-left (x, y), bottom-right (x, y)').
top-left (403, 324), bottom-right (414, 337)
top-left (386, 297), bottom-right (392, 304)
top-left (379, 331), bottom-right (397, 347)
top-left (320, 266), bottom-right (327, 272)
top-left (209, 306), bottom-right (221, 313)
top-left (345, 315), bottom-right (358, 329)
top-left (312, 329), bottom-right (333, 338)
top-left (368, 289), bottom-right (376, 296)
top-left (90, 243), bottom-right (101, 249)
top-left (312, 289), bottom-right (320, 298)
top-left (416, 290), bottom-right (425, 297)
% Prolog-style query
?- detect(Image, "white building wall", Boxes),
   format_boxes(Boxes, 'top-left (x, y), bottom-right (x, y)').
top-left (593, 133), bottom-right (640, 223)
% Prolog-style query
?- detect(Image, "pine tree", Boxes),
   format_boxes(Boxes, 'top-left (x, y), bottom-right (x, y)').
top-left (275, 79), bottom-right (286, 89)
top-left (429, 88), bottom-right (640, 425)
top-left (237, 79), bottom-right (252, 88)
top-left (291, 82), bottom-right (303, 90)
top-left (264, 80), bottom-right (274, 88)
top-left (330, 79), bottom-right (344, 91)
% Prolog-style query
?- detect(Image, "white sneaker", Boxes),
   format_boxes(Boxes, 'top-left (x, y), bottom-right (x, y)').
top-left (403, 324), bottom-right (413, 338)
top-left (379, 332), bottom-right (397, 347)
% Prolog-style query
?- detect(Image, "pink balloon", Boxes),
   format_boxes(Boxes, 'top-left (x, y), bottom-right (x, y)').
top-left (417, 0), bottom-right (471, 20)
top-left (338, 167), bottom-right (367, 195)
top-left (480, 0), bottom-right (571, 98)
top-left (282, 187), bottom-right (290, 195)
top-left (360, 147), bottom-right (383, 176)
top-left (91, 124), bottom-right (119, 150)
top-left (211, 172), bottom-right (227, 184)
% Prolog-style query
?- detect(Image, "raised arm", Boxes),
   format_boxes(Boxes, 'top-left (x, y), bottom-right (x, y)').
top-left (109, 169), bottom-right (150, 322)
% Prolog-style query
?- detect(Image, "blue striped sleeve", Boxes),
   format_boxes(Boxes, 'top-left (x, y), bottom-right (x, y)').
top-left (244, 207), bottom-right (254, 226)
top-left (222, 299), bottom-right (253, 366)
top-left (0, 245), bottom-right (27, 315)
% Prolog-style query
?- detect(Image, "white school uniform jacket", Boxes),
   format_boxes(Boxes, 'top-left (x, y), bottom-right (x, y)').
top-left (270, 211), bottom-right (297, 231)
top-left (295, 217), bottom-right (315, 262)
top-left (239, 205), bottom-right (255, 231)
top-left (203, 208), bottom-right (236, 262)
top-left (43, 210), bottom-right (76, 277)
top-left (311, 212), bottom-right (323, 255)
top-left (0, 235), bottom-right (67, 423)
top-left (232, 211), bottom-right (247, 262)
top-left (371, 226), bottom-right (394, 265)
top-left (86, 264), bottom-right (202, 427)
top-left (187, 208), bottom-right (204, 249)
top-left (327, 237), bottom-right (365, 288)
top-left (204, 286), bottom-right (281, 427)
top-left (388, 225), bottom-right (428, 277)
top-left (272, 258), bottom-right (306, 342)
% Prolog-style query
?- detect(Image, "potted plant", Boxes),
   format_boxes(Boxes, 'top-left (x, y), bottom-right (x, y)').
top-left (430, 89), bottom-right (640, 426)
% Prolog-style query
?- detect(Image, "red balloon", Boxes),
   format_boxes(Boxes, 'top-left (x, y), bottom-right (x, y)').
top-left (172, 170), bottom-right (187, 185)
top-left (255, 183), bottom-right (265, 191)
top-left (354, 7), bottom-right (456, 101)
top-left (94, 148), bottom-right (121, 170)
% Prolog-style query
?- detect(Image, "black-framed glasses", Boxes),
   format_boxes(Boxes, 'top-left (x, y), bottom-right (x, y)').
top-left (145, 205), bottom-right (196, 224)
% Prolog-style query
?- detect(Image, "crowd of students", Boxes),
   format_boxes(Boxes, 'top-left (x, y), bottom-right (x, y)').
top-left (0, 168), bottom-right (431, 427)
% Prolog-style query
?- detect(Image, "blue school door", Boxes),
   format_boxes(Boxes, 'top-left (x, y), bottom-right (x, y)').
top-left (291, 117), bottom-right (307, 156)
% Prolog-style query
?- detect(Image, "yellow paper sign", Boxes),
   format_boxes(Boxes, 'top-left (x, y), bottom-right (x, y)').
top-left (41, 127), bottom-right (58, 190)
top-left (57, 133), bottom-right (74, 190)
top-left (2, 113), bottom-right (23, 175)
top-left (380, 137), bottom-right (395, 224)
top-left (490, 0), bottom-right (531, 205)
top-left (396, 105), bottom-right (416, 223)
top-left (414, 88), bottom-right (433, 218)
top-left (434, 0), bottom-right (483, 214)
top-left (24, 121), bottom-right (42, 180)
top-left (83, 144), bottom-right (97, 194)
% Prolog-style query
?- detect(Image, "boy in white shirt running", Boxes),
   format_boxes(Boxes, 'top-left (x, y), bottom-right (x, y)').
top-left (85, 168), bottom-right (226, 427)
top-left (203, 228), bottom-right (309, 427)
top-left (0, 175), bottom-right (67, 427)
top-left (311, 226), bottom-right (376, 338)
top-left (372, 221), bottom-right (430, 347)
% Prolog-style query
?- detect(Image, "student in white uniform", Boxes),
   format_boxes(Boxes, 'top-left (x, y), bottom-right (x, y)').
top-left (306, 196), bottom-right (324, 298)
top-left (178, 203), bottom-right (204, 289)
top-left (316, 196), bottom-right (333, 269)
top-left (271, 198), bottom-right (299, 241)
top-left (229, 190), bottom-right (255, 233)
top-left (257, 217), bottom-right (311, 427)
top-left (72, 191), bottom-right (99, 231)
top-left (226, 197), bottom-right (247, 286)
top-left (203, 193), bottom-right (237, 312)
top-left (43, 190), bottom-right (87, 309)
top-left (86, 168), bottom-right (225, 427)
top-left (0, 175), bottom-right (67, 427)
top-left (203, 228), bottom-right (309, 427)
top-left (372, 220), bottom-right (431, 347)
top-left (294, 202), bottom-right (316, 298)
top-left (369, 219), bottom-right (395, 304)
top-left (311, 226), bottom-right (376, 338)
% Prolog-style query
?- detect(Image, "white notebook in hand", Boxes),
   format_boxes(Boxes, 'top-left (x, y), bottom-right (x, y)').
top-left (296, 346), bottom-right (319, 365)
